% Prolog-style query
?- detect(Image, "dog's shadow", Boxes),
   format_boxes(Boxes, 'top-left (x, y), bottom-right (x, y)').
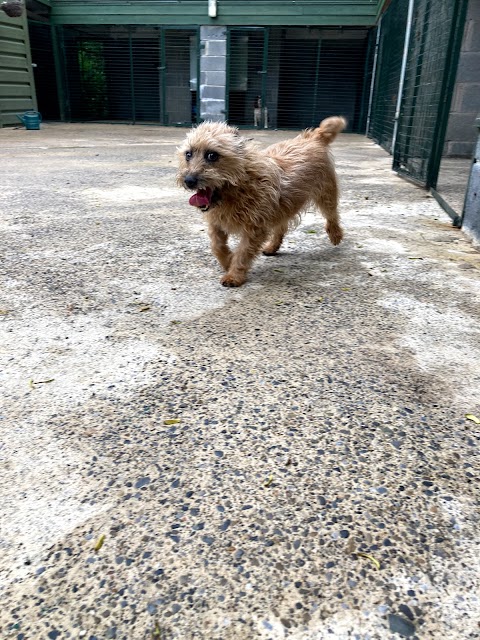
top-left (248, 242), bottom-right (356, 288)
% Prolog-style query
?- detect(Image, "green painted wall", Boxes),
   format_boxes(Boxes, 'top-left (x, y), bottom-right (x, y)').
top-left (0, 9), bottom-right (37, 126)
top-left (50, 1), bottom-right (383, 26)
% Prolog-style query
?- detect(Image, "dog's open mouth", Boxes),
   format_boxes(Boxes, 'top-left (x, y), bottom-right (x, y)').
top-left (189, 187), bottom-right (213, 211)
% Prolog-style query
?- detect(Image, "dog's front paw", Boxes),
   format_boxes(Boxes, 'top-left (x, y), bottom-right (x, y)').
top-left (221, 273), bottom-right (246, 288)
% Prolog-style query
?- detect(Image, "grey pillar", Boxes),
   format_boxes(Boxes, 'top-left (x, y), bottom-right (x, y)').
top-left (200, 26), bottom-right (227, 122)
top-left (462, 117), bottom-right (480, 244)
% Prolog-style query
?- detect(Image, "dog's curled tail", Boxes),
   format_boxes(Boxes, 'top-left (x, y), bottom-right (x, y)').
top-left (315, 116), bottom-right (347, 144)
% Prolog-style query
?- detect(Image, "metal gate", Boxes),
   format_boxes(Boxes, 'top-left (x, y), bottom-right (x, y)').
top-left (227, 26), bottom-right (370, 132)
top-left (59, 25), bottom-right (198, 125)
top-left (369, 0), bottom-right (468, 189)
top-left (368, 0), bottom-right (409, 152)
top-left (393, 0), bottom-right (468, 187)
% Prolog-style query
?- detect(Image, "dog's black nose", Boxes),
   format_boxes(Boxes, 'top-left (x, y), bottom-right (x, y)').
top-left (184, 175), bottom-right (198, 189)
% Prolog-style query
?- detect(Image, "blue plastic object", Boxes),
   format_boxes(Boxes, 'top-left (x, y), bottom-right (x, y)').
top-left (16, 111), bottom-right (42, 130)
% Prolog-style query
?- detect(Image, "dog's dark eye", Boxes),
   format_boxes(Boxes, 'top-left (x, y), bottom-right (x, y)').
top-left (185, 151), bottom-right (193, 161)
top-left (205, 151), bottom-right (219, 163)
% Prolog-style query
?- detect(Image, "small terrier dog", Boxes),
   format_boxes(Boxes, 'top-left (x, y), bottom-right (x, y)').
top-left (177, 117), bottom-right (346, 287)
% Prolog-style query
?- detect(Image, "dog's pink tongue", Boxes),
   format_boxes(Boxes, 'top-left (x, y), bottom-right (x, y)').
top-left (189, 189), bottom-right (211, 208)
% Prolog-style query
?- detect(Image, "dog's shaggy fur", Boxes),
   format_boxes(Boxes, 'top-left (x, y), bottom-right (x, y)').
top-left (177, 117), bottom-right (346, 287)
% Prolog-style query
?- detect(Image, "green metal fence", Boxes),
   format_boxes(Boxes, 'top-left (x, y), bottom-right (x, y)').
top-left (393, 0), bottom-right (468, 188)
top-left (369, 0), bottom-right (468, 189)
top-left (368, 0), bottom-right (409, 152)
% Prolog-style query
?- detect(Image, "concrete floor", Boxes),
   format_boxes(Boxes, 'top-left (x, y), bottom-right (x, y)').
top-left (1, 123), bottom-right (480, 640)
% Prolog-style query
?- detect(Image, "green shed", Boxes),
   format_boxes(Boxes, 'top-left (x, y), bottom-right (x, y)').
top-left (0, 4), bottom-right (37, 127)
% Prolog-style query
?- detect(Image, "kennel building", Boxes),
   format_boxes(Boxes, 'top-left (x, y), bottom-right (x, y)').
top-left (1, 0), bottom-right (479, 238)
top-left (18, 0), bottom-right (384, 131)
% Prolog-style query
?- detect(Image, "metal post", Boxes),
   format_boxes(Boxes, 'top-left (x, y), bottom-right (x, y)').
top-left (51, 25), bottom-right (67, 121)
top-left (261, 27), bottom-right (269, 128)
top-left (311, 34), bottom-right (322, 127)
top-left (358, 27), bottom-right (374, 134)
top-left (196, 27), bottom-right (201, 124)
top-left (128, 28), bottom-right (136, 124)
top-left (391, 0), bottom-right (414, 154)
top-left (160, 28), bottom-right (167, 125)
top-left (365, 16), bottom-right (382, 137)
top-left (461, 117), bottom-right (480, 240)
top-left (224, 28), bottom-right (231, 123)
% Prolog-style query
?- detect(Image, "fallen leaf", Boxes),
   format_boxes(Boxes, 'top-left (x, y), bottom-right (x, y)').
top-left (138, 305), bottom-right (151, 312)
top-left (317, 297), bottom-right (323, 302)
top-left (465, 414), bottom-right (480, 424)
top-left (341, 287), bottom-right (351, 291)
top-left (275, 301), bottom-right (284, 305)
top-left (29, 378), bottom-right (55, 388)
top-left (171, 320), bottom-right (182, 325)
top-left (164, 419), bottom-right (181, 425)
top-left (94, 534), bottom-right (105, 552)
top-left (264, 474), bottom-right (274, 487)
top-left (408, 257), bottom-right (424, 260)
top-left (0, 309), bottom-right (11, 315)
top-left (304, 229), bottom-right (317, 234)
top-left (356, 552), bottom-right (381, 570)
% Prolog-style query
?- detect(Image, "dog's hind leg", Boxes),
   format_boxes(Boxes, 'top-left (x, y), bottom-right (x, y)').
top-left (221, 231), bottom-right (267, 287)
top-left (323, 208), bottom-right (343, 246)
top-left (209, 223), bottom-right (233, 271)
top-left (263, 222), bottom-right (289, 256)
top-left (314, 191), bottom-right (343, 246)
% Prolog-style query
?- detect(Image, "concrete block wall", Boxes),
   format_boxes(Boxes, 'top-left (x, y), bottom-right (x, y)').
top-left (199, 26), bottom-right (226, 122)
top-left (444, 0), bottom-right (480, 157)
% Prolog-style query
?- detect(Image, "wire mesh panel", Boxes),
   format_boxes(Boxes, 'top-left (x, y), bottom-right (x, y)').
top-left (313, 36), bottom-right (368, 132)
top-left (131, 27), bottom-right (161, 123)
top-left (29, 21), bottom-right (60, 120)
top-left (227, 28), bottom-right (266, 128)
top-left (164, 29), bottom-right (198, 126)
top-left (61, 25), bottom-right (198, 125)
top-left (227, 26), bottom-right (369, 131)
top-left (368, 0), bottom-right (409, 152)
top-left (393, 0), bottom-right (463, 186)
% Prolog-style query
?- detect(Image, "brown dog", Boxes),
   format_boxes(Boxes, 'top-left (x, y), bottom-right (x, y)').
top-left (177, 117), bottom-right (346, 287)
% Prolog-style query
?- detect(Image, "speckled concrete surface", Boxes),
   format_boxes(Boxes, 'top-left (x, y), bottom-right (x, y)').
top-left (1, 124), bottom-right (479, 640)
